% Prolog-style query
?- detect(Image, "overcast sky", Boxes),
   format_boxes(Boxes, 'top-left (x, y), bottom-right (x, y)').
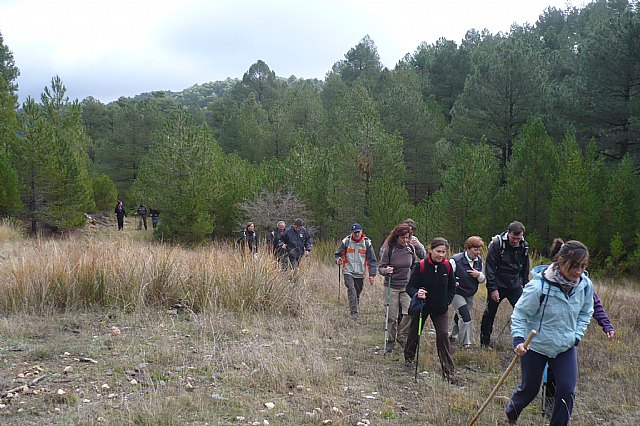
top-left (0, 0), bottom-right (581, 104)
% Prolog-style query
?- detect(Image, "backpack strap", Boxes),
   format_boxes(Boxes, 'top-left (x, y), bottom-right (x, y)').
top-left (419, 258), bottom-right (451, 274)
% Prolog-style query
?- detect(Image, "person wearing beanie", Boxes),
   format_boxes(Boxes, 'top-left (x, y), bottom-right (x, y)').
top-left (335, 223), bottom-right (378, 320)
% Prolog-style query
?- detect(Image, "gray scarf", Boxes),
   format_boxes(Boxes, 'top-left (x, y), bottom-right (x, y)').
top-left (544, 263), bottom-right (579, 295)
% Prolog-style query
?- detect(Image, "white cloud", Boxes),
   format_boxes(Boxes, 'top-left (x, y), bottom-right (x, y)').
top-left (0, 0), bottom-right (579, 103)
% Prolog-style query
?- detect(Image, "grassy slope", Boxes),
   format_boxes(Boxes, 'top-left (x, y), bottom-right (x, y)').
top-left (0, 221), bottom-right (638, 425)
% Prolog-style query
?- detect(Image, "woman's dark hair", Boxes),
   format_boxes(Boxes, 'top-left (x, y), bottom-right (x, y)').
top-left (429, 237), bottom-right (450, 250)
top-left (385, 223), bottom-right (412, 247)
top-left (549, 238), bottom-right (589, 268)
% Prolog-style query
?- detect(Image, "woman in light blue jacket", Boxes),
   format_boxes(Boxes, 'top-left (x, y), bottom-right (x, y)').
top-left (505, 239), bottom-right (594, 426)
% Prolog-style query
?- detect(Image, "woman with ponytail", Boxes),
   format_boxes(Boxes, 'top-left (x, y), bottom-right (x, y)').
top-left (504, 239), bottom-right (594, 425)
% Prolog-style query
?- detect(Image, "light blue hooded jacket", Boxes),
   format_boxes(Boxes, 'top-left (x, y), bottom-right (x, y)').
top-left (511, 265), bottom-right (594, 358)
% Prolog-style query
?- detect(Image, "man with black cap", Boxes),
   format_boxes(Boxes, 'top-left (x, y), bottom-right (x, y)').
top-left (279, 218), bottom-right (312, 269)
top-left (335, 223), bottom-right (378, 320)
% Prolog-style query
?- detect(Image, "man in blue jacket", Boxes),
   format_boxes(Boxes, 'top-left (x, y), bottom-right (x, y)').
top-left (279, 218), bottom-right (312, 269)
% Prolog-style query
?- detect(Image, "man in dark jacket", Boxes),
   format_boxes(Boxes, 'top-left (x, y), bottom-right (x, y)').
top-left (279, 218), bottom-right (312, 269)
top-left (136, 203), bottom-right (149, 230)
top-left (480, 221), bottom-right (530, 347)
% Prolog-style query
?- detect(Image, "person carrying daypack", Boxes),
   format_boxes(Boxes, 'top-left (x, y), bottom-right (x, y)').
top-left (480, 221), bottom-right (530, 348)
top-left (404, 237), bottom-right (457, 383)
top-left (378, 223), bottom-right (417, 355)
top-left (135, 203), bottom-right (149, 230)
top-left (334, 223), bottom-right (377, 320)
top-left (504, 239), bottom-right (593, 426)
top-left (236, 222), bottom-right (258, 257)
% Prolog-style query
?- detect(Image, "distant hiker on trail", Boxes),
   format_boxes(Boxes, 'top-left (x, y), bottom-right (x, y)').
top-left (135, 203), bottom-right (149, 230)
top-left (279, 218), bottom-right (312, 269)
top-left (334, 223), bottom-right (377, 320)
top-left (150, 208), bottom-right (160, 229)
top-left (114, 200), bottom-right (126, 231)
top-left (480, 221), bottom-right (530, 348)
top-left (504, 239), bottom-right (593, 426)
top-left (379, 218), bottom-right (426, 260)
top-left (449, 236), bottom-right (485, 349)
top-left (378, 223), bottom-right (417, 355)
top-left (542, 289), bottom-right (615, 417)
top-left (268, 221), bottom-right (287, 268)
top-left (404, 237), bottom-right (457, 383)
top-left (236, 222), bottom-right (258, 257)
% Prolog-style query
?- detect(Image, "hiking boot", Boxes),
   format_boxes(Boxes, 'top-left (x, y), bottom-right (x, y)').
top-left (404, 359), bottom-right (414, 368)
top-left (463, 344), bottom-right (472, 350)
top-left (351, 312), bottom-right (359, 321)
top-left (384, 342), bottom-right (395, 354)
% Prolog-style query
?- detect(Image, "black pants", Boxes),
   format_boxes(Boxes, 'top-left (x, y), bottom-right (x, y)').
top-left (116, 215), bottom-right (124, 230)
top-left (480, 286), bottom-right (522, 345)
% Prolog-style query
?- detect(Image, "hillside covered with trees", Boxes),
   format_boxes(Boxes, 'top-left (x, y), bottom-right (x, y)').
top-left (1, 0), bottom-right (639, 274)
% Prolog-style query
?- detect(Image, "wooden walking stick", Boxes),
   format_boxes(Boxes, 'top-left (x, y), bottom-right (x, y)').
top-left (468, 329), bottom-right (537, 426)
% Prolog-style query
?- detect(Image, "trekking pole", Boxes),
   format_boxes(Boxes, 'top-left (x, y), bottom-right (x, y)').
top-left (495, 317), bottom-right (511, 342)
top-left (338, 264), bottom-right (341, 301)
top-left (383, 274), bottom-right (391, 355)
top-left (468, 329), bottom-right (536, 426)
top-left (541, 362), bottom-right (549, 416)
top-left (414, 307), bottom-right (424, 382)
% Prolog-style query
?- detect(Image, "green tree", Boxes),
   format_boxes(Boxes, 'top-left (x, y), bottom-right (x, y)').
top-left (549, 133), bottom-right (599, 251)
top-left (130, 110), bottom-right (226, 242)
top-left (409, 37), bottom-right (471, 120)
top-left (330, 35), bottom-right (382, 90)
top-left (574, 0), bottom-right (640, 161)
top-left (12, 77), bottom-right (94, 231)
top-left (450, 28), bottom-right (547, 181)
top-left (92, 97), bottom-right (166, 201)
top-left (423, 142), bottom-right (500, 247)
top-left (376, 65), bottom-right (448, 202)
top-left (0, 148), bottom-right (20, 216)
top-left (499, 119), bottom-right (560, 251)
top-left (0, 31), bottom-right (19, 158)
top-left (92, 173), bottom-right (118, 212)
top-left (601, 154), bottom-right (640, 253)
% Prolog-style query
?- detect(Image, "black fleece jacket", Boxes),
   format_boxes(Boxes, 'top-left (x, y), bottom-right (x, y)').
top-left (406, 256), bottom-right (456, 316)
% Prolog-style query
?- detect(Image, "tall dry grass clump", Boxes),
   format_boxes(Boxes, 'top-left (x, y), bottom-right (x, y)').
top-left (0, 236), bottom-right (307, 316)
top-left (0, 218), bottom-right (24, 242)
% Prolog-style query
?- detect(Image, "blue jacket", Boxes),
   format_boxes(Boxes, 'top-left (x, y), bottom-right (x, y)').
top-left (511, 265), bottom-right (594, 358)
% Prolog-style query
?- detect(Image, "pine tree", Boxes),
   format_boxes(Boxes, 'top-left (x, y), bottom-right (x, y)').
top-left (424, 142), bottom-right (500, 247)
top-left (499, 119), bottom-right (559, 251)
top-left (130, 110), bottom-right (227, 241)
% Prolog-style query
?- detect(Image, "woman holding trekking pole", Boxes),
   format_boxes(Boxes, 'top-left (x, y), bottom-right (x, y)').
top-left (504, 239), bottom-right (594, 425)
top-left (378, 223), bottom-right (417, 356)
top-left (404, 237), bottom-right (457, 383)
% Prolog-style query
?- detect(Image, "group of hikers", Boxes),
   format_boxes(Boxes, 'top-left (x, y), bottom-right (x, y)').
top-left (114, 201), bottom-right (160, 231)
top-left (236, 218), bottom-right (312, 269)
top-left (231, 216), bottom-right (613, 424)
top-left (331, 219), bottom-right (614, 426)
